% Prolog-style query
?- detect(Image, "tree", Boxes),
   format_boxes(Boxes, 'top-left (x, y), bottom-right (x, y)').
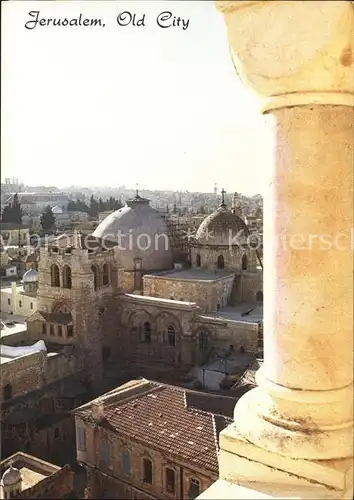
top-left (11, 193), bottom-right (23, 223)
top-left (89, 195), bottom-right (99, 218)
top-left (113, 198), bottom-right (123, 210)
top-left (67, 198), bottom-right (90, 213)
top-left (199, 205), bottom-right (206, 214)
top-left (98, 198), bottom-right (105, 212)
top-left (67, 200), bottom-right (78, 211)
top-left (40, 205), bottom-right (56, 233)
top-left (1, 193), bottom-right (23, 224)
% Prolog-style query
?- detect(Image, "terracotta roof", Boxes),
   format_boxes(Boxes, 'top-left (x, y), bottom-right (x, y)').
top-left (76, 381), bottom-right (232, 473)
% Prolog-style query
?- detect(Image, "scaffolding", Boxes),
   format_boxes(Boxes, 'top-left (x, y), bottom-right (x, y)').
top-left (164, 215), bottom-right (199, 263)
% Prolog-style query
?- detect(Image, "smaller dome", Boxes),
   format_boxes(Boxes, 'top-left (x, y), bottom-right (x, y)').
top-left (51, 205), bottom-right (63, 214)
top-left (2, 465), bottom-right (21, 486)
top-left (195, 204), bottom-right (248, 246)
top-left (23, 269), bottom-right (38, 283)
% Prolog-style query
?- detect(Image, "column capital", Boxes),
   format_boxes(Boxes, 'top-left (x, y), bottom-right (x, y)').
top-left (216, 1), bottom-right (354, 112)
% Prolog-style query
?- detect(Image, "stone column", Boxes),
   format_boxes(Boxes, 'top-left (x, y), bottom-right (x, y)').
top-left (202, 1), bottom-right (353, 497)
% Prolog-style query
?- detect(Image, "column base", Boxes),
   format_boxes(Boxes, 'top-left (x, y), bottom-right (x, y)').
top-left (197, 479), bottom-right (352, 500)
top-left (212, 423), bottom-right (353, 499)
top-left (233, 382), bottom-right (353, 460)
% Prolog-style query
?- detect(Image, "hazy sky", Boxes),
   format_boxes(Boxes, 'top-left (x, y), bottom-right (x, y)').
top-left (2, 1), bottom-right (273, 194)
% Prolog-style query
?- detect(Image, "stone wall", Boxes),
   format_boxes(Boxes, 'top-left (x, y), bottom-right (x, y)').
top-left (143, 275), bottom-right (235, 314)
top-left (16, 464), bottom-right (74, 499)
top-left (190, 245), bottom-right (258, 273)
top-left (0, 350), bottom-right (78, 401)
top-left (1, 349), bottom-right (83, 462)
top-left (1, 351), bottom-right (45, 400)
top-left (239, 271), bottom-right (263, 303)
top-left (0, 329), bottom-right (29, 347)
top-left (143, 275), bottom-right (212, 311)
top-left (1, 285), bottom-right (38, 317)
top-left (195, 316), bottom-right (259, 357)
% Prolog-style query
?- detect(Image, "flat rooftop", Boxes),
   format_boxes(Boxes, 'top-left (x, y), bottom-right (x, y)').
top-left (145, 268), bottom-right (234, 282)
top-left (1, 284), bottom-right (36, 297)
top-left (124, 293), bottom-right (197, 308)
top-left (0, 452), bottom-right (60, 491)
top-left (0, 338), bottom-right (48, 365)
top-left (202, 303), bottom-right (263, 324)
top-left (1, 314), bottom-right (27, 338)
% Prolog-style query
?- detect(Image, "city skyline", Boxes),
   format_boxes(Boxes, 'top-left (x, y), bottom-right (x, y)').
top-left (2, 1), bottom-right (273, 195)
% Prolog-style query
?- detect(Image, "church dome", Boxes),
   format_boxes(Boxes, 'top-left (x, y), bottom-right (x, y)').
top-left (195, 204), bottom-right (248, 246)
top-left (2, 465), bottom-right (21, 486)
top-left (92, 193), bottom-right (173, 270)
top-left (23, 268), bottom-right (38, 283)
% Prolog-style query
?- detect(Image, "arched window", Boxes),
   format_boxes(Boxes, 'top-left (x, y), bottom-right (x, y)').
top-left (91, 265), bottom-right (99, 290)
top-left (196, 254), bottom-right (201, 267)
top-left (102, 263), bottom-right (110, 286)
top-left (3, 384), bottom-right (12, 401)
top-left (143, 322), bottom-right (151, 344)
top-left (242, 254), bottom-right (248, 270)
top-left (256, 290), bottom-right (263, 303)
top-left (198, 332), bottom-right (209, 351)
top-left (167, 325), bottom-right (176, 347)
top-left (51, 264), bottom-right (60, 287)
top-left (217, 255), bottom-right (224, 269)
top-left (62, 265), bottom-right (72, 289)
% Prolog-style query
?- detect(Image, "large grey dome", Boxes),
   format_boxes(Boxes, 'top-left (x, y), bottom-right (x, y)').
top-left (93, 195), bottom-right (173, 271)
top-left (195, 204), bottom-right (248, 246)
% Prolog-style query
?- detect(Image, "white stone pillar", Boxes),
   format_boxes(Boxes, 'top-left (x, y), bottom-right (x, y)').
top-left (215, 0), bottom-right (354, 466)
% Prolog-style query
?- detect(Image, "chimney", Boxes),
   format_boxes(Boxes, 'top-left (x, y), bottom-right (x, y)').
top-left (91, 400), bottom-right (105, 421)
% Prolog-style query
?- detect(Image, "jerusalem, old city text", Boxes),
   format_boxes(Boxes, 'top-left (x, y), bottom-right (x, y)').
top-left (24, 10), bottom-right (190, 31)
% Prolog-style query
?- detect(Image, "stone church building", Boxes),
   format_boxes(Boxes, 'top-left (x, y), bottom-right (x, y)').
top-left (25, 191), bottom-right (263, 385)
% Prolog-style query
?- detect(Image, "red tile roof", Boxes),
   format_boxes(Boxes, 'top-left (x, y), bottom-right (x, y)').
top-left (76, 381), bottom-right (233, 473)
